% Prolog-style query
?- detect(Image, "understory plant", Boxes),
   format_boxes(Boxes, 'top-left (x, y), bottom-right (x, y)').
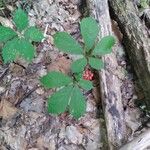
top-left (40, 17), bottom-right (115, 119)
top-left (0, 8), bottom-right (43, 63)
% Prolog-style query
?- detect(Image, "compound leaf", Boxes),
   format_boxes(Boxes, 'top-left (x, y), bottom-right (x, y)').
top-left (78, 79), bottom-right (93, 90)
top-left (13, 8), bottom-right (28, 31)
top-left (40, 71), bottom-right (72, 88)
top-left (93, 36), bottom-right (115, 55)
top-left (0, 26), bottom-right (17, 42)
top-left (54, 32), bottom-right (82, 54)
top-left (71, 57), bottom-right (87, 73)
top-left (47, 85), bottom-right (73, 114)
top-left (69, 86), bottom-right (86, 119)
top-left (89, 57), bottom-right (104, 70)
top-left (24, 26), bottom-right (44, 42)
top-left (80, 17), bottom-right (99, 51)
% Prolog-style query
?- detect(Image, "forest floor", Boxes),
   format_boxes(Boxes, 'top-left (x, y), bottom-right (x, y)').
top-left (0, 0), bottom-right (149, 150)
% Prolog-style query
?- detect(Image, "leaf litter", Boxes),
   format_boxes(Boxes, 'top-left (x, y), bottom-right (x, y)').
top-left (0, 0), bottom-right (103, 149)
top-left (0, 0), bottom-right (148, 149)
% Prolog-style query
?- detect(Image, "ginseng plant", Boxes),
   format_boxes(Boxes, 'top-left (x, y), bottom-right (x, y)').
top-left (0, 8), bottom-right (43, 63)
top-left (40, 17), bottom-right (116, 119)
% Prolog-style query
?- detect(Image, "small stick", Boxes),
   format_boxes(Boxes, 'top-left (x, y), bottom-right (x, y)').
top-left (42, 24), bottom-right (49, 42)
top-left (15, 85), bottom-right (40, 107)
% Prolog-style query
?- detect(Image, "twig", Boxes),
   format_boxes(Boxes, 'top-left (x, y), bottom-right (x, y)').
top-left (15, 85), bottom-right (40, 107)
top-left (42, 23), bottom-right (49, 42)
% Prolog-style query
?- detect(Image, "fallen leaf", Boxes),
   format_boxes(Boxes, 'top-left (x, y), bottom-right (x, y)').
top-left (47, 56), bottom-right (71, 74)
top-left (36, 137), bottom-right (49, 150)
top-left (0, 100), bottom-right (17, 119)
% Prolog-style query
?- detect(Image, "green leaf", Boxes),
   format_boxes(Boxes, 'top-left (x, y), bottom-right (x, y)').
top-left (13, 8), bottom-right (28, 31)
top-left (54, 32), bottom-right (83, 54)
top-left (40, 71), bottom-right (72, 88)
top-left (78, 79), bottom-right (93, 90)
top-left (2, 38), bottom-right (19, 63)
top-left (18, 39), bottom-right (36, 61)
top-left (2, 38), bottom-right (36, 63)
top-left (69, 86), bottom-right (86, 119)
top-left (93, 36), bottom-right (115, 55)
top-left (80, 17), bottom-right (99, 51)
top-left (24, 26), bottom-right (44, 42)
top-left (89, 57), bottom-right (104, 70)
top-left (47, 86), bottom-right (74, 114)
top-left (0, 26), bottom-right (17, 42)
top-left (71, 57), bottom-right (87, 73)
top-left (69, 86), bottom-right (86, 118)
top-left (74, 72), bottom-right (82, 81)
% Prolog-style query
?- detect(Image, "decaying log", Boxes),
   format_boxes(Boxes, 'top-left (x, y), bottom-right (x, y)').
top-left (87, 0), bottom-right (127, 149)
top-left (120, 129), bottom-right (150, 150)
top-left (109, 0), bottom-right (150, 107)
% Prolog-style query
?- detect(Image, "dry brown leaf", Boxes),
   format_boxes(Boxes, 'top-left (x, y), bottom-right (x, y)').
top-left (9, 63), bottom-right (25, 76)
top-left (47, 56), bottom-right (71, 74)
top-left (0, 100), bottom-right (17, 119)
top-left (36, 137), bottom-right (49, 150)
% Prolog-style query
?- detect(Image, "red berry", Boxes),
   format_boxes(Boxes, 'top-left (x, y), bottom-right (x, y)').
top-left (83, 69), bottom-right (94, 81)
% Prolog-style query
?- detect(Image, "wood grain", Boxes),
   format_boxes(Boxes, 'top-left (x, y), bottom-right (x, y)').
top-left (87, 0), bottom-right (127, 149)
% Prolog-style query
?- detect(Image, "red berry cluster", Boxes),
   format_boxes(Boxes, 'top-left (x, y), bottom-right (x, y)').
top-left (83, 69), bottom-right (94, 81)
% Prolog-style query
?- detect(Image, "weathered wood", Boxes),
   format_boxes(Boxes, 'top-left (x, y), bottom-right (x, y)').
top-left (87, 0), bottom-right (127, 149)
top-left (109, 0), bottom-right (150, 107)
top-left (120, 129), bottom-right (150, 150)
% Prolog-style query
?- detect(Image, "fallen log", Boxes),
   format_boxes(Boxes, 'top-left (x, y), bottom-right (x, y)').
top-left (109, 0), bottom-right (150, 107)
top-left (120, 129), bottom-right (150, 150)
top-left (87, 0), bottom-right (127, 149)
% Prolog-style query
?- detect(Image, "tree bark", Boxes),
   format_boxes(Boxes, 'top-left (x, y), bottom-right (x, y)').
top-left (109, 0), bottom-right (150, 107)
top-left (87, 0), bottom-right (127, 149)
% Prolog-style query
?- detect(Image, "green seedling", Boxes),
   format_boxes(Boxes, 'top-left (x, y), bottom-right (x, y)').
top-left (0, 8), bottom-right (43, 63)
top-left (40, 17), bottom-right (116, 119)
